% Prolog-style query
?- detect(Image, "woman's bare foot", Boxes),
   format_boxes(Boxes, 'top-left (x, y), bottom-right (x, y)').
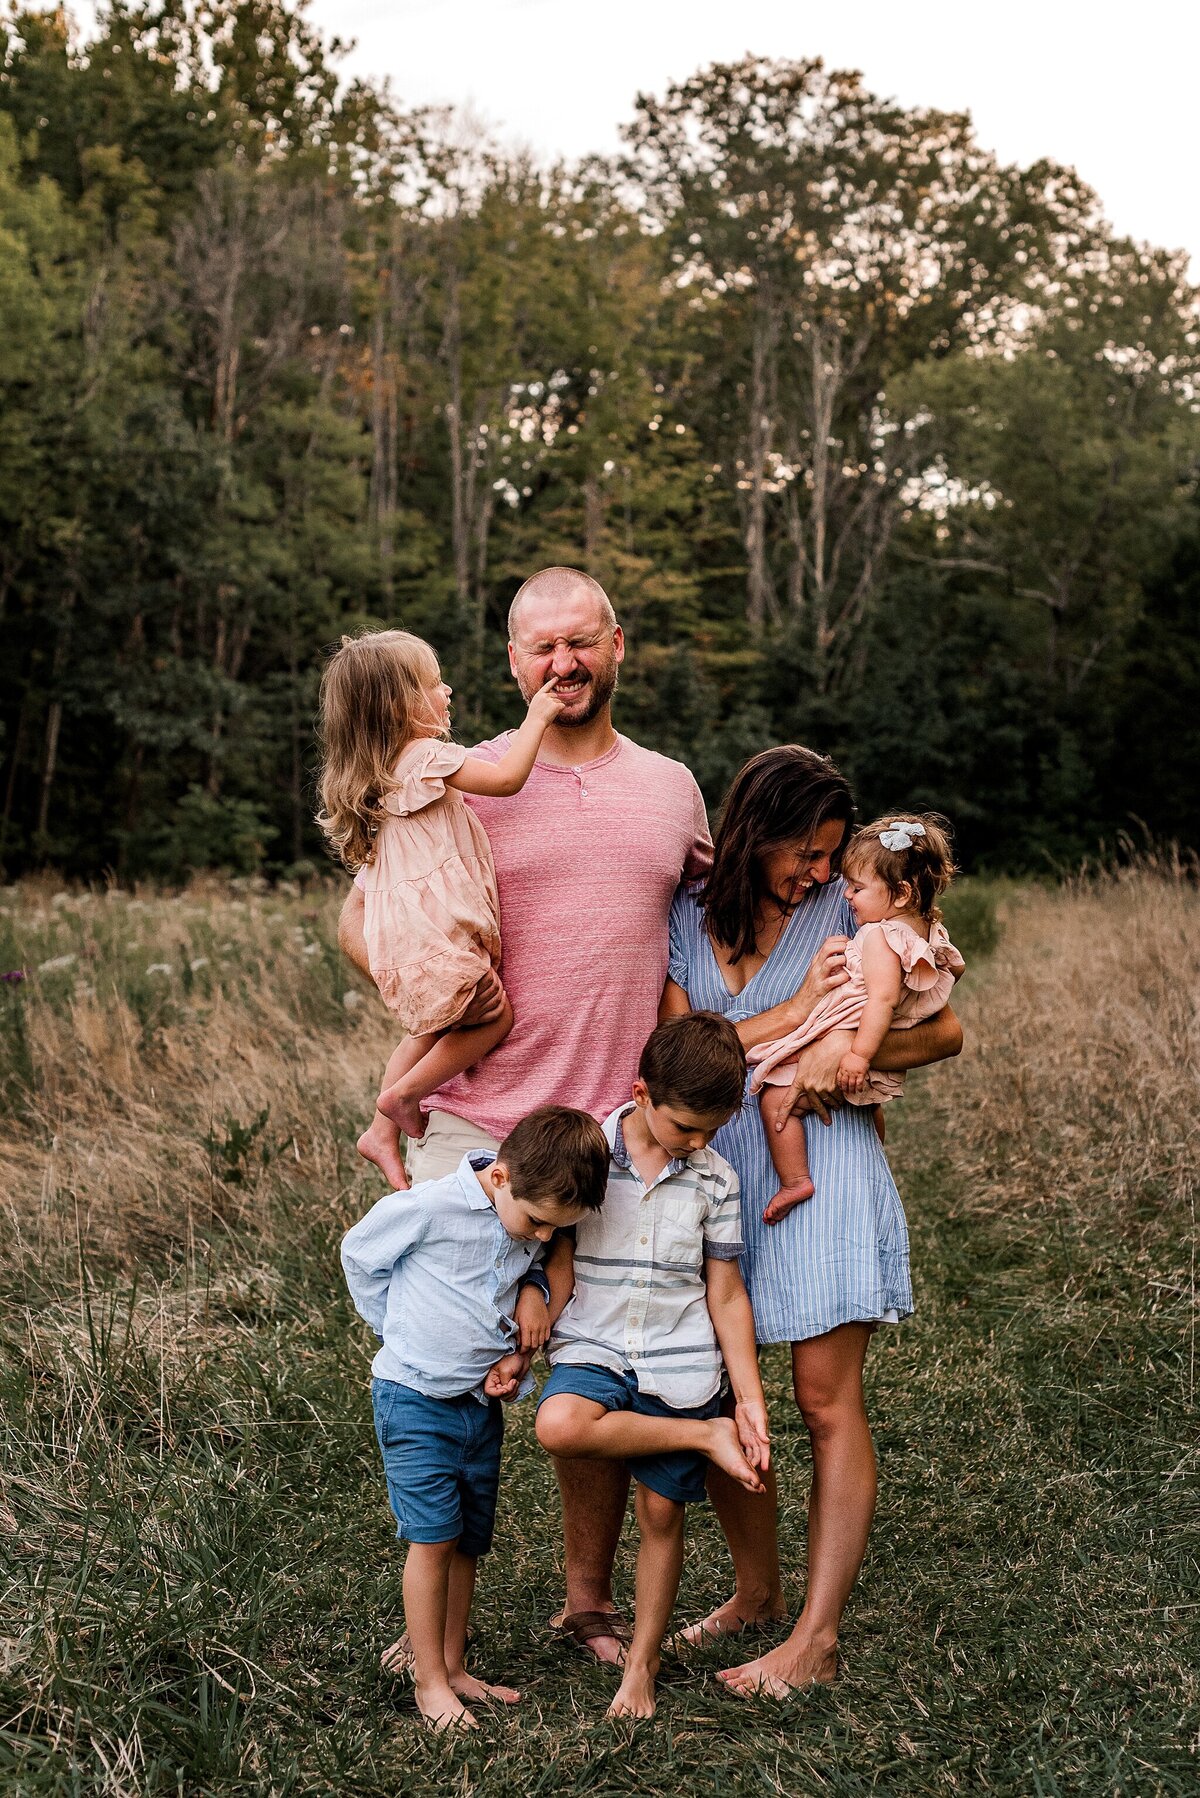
top-left (762, 1178), bottom-right (815, 1224)
top-left (376, 1081), bottom-right (426, 1143)
top-left (450, 1671), bottom-right (520, 1705)
top-left (718, 1633), bottom-right (838, 1697)
top-left (676, 1594), bottom-right (788, 1647)
top-left (357, 1114), bottom-right (409, 1189)
top-left (414, 1680), bottom-right (478, 1729)
top-left (607, 1662), bottom-right (658, 1719)
top-left (703, 1418), bottom-right (766, 1493)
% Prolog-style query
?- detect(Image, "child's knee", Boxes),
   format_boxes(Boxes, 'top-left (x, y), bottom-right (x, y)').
top-left (535, 1396), bottom-right (585, 1458)
top-left (637, 1486), bottom-right (684, 1536)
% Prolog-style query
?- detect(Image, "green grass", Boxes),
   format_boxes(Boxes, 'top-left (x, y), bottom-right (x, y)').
top-left (1, 883), bottom-right (1197, 1794)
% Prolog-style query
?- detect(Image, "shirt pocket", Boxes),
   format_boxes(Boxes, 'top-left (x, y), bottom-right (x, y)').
top-left (655, 1195), bottom-right (707, 1274)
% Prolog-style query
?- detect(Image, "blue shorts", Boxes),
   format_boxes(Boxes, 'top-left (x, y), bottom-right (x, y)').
top-left (371, 1378), bottom-right (503, 1557)
top-left (538, 1363), bottom-right (719, 1505)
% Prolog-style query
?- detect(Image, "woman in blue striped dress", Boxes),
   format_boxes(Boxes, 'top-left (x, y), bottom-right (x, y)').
top-left (661, 746), bottom-right (962, 1695)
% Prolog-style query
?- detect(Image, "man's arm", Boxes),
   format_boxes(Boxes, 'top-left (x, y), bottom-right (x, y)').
top-left (338, 883), bottom-right (370, 978)
top-left (774, 1004), bottom-right (964, 1125)
top-left (872, 1004), bottom-right (963, 1072)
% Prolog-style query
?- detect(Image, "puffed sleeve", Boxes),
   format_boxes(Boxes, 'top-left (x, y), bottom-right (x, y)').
top-left (383, 740), bottom-right (469, 817)
top-left (668, 882), bottom-right (699, 993)
top-left (879, 919), bottom-right (945, 991)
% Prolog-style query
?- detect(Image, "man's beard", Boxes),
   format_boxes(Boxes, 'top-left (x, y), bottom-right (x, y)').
top-left (518, 659), bottom-right (618, 726)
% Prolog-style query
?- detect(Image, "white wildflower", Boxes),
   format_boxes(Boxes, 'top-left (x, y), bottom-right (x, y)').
top-left (38, 953), bottom-right (77, 973)
top-left (146, 963), bottom-right (173, 977)
top-left (50, 893), bottom-right (71, 909)
top-left (189, 957), bottom-right (210, 972)
top-left (342, 990), bottom-right (363, 1011)
top-left (302, 942), bottom-right (321, 956)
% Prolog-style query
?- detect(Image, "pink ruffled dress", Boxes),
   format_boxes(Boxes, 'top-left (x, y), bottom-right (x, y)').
top-left (747, 918), bottom-right (965, 1106)
top-left (356, 738), bottom-right (502, 1037)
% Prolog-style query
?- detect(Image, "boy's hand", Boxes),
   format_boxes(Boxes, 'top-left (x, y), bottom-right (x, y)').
top-left (515, 1285), bottom-right (551, 1353)
top-left (484, 1350), bottom-right (529, 1401)
top-left (734, 1400), bottom-right (771, 1472)
top-left (837, 1050), bottom-right (871, 1095)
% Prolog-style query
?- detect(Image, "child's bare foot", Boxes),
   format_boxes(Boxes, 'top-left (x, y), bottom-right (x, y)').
top-left (415, 1680), bottom-right (478, 1730)
top-left (450, 1671), bottom-right (520, 1705)
top-left (762, 1177), bottom-right (815, 1225)
top-left (357, 1114), bottom-right (409, 1190)
top-left (607, 1662), bottom-right (658, 1719)
top-left (703, 1418), bottom-right (765, 1493)
top-left (676, 1594), bottom-right (788, 1647)
top-left (376, 1082), bottom-right (426, 1143)
top-left (380, 1633), bottom-right (413, 1675)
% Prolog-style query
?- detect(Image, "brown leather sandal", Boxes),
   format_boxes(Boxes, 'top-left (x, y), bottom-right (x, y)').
top-left (554, 1609), bottom-right (633, 1656)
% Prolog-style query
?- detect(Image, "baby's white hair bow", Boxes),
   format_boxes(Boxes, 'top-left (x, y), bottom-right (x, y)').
top-left (879, 821), bottom-right (926, 852)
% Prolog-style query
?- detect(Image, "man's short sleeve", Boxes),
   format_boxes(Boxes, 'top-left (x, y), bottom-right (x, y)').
top-left (702, 1160), bottom-right (745, 1261)
top-left (683, 775), bottom-right (713, 880)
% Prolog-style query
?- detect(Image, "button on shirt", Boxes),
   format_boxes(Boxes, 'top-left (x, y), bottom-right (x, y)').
top-left (340, 1153), bottom-right (549, 1403)
top-left (548, 1106), bottom-right (745, 1408)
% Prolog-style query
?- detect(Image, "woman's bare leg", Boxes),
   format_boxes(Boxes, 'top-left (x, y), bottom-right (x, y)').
top-left (758, 1084), bottom-right (815, 1223)
top-left (377, 990), bottom-right (514, 1138)
top-left (721, 1322), bottom-right (875, 1696)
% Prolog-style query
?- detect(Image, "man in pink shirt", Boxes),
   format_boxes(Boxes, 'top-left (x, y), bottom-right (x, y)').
top-left (338, 564), bottom-right (711, 1663)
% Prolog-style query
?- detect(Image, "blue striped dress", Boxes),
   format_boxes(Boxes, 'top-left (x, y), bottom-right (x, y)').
top-left (668, 880), bottom-right (913, 1345)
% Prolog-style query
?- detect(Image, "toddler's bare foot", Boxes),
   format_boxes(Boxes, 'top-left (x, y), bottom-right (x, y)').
top-left (607, 1662), bottom-right (657, 1719)
top-left (376, 1082), bottom-right (426, 1142)
top-left (762, 1177), bottom-right (815, 1225)
top-left (415, 1680), bottom-right (478, 1730)
top-left (450, 1671), bottom-right (520, 1705)
top-left (676, 1594), bottom-right (788, 1647)
top-left (357, 1115), bottom-right (409, 1190)
top-left (703, 1418), bottom-right (765, 1493)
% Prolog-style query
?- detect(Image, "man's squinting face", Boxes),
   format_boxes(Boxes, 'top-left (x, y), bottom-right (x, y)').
top-left (841, 864), bottom-right (902, 928)
top-left (757, 816), bottom-right (846, 912)
top-left (508, 587), bottom-right (624, 727)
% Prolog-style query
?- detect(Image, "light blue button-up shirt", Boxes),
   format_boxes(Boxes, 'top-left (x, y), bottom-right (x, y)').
top-left (340, 1153), bottom-right (549, 1402)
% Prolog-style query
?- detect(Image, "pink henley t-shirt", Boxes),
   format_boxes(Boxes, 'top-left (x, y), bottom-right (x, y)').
top-left (425, 731), bottom-right (712, 1141)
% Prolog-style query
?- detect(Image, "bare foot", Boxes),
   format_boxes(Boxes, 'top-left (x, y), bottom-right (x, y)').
top-left (376, 1082), bottom-right (426, 1142)
top-left (550, 1608), bottom-right (628, 1666)
top-left (380, 1633), bottom-right (413, 1675)
top-left (357, 1114), bottom-right (409, 1190)
top-left (450, 1671), bottom-right (520, 1705)
top-left (762, 1178), bottom-right (815, 1225)
top-left (675, 1595), bottom-right (788, 1648)
top-left (607, 1662), bottom-right (657, 1719)
top-left (414, 1680), bottom-right (478, 1729)
top-left (703, 1417), bottom-right (766, 1493)
top-left (718, 1635), bottom-right (838, 1697)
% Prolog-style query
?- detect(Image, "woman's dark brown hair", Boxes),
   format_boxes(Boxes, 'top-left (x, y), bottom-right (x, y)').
top-left (701, 746), bottom-right (855, 961)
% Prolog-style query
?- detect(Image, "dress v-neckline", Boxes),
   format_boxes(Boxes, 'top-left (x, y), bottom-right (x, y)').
top-left (704, 897), bottom-right (809, 1003)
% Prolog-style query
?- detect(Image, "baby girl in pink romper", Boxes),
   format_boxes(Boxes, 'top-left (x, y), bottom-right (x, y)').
top-left (747, 814), bottom-right (965, 1219)
top-left (317, 628), bottom-right (563, 1187)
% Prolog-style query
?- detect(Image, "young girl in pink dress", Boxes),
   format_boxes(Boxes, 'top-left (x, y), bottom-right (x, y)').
top-left (747, 813), bottom-right (965, 1219)
top-left (317, 629), bottom-right (563, 1187)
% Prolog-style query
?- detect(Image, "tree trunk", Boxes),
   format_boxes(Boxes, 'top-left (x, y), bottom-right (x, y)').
top-left (744, 290), bottom-right (778, 637)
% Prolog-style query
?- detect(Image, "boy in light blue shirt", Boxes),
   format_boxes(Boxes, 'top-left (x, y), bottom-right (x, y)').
top-left (341, 1104), bottom-right (608, 1731)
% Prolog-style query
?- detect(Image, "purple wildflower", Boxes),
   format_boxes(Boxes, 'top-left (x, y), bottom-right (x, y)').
top-left (2, 969), bottom-right (27, 984)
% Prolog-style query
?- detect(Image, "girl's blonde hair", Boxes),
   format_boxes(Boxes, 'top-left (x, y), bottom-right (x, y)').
top-left (316, 629), bottom-right (444, 870)
top-left (842, 812), bottom-right (957, 923)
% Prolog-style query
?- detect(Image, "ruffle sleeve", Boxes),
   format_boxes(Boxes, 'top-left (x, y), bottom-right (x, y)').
top-left (877, 918), bottom-right (965, 991)
top-left (383, 740), bottom-right (469, 817)
top-left (668, 882), bottom-right (702, 992)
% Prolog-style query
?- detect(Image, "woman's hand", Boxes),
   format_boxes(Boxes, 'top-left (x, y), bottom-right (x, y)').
top-left (776, 1031), bottom-right (854, 1125)
top-left (788, 935), bottom-right (850, 1024)
top-left (734, 1400), bottom-right (771, 1473)
top-left (515, 1285), bottom-right (551, 1353)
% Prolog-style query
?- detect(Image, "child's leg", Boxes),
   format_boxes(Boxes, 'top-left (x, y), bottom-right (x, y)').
top-left (873, 1105), bottom-right (885, 1145)
top-left (403, 1538), bottom-right (477, 1729)
top-left (758, 1083), bottom-right (815, 1224)
top-left (443, 1551), bottom-right (520, 1706)
top-left (377, 989), bottom-right (515, 1137)
top-left (608, 1486), bottom-right (685, 1719)
top-left (357, 1034), bottom-right (429, 1187)
top-left (537, 1397), bottom-right (763, 1494)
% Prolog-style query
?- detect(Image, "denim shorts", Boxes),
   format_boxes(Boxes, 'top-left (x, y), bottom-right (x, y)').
top-left (372, 1377), bottom-right (503, 1556)
top-left (538, 1363), bottom-right (719, 1505)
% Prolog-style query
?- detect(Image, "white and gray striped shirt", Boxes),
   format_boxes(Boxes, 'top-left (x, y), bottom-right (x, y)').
top-left (548, 1105), bottom-right (745, 1408)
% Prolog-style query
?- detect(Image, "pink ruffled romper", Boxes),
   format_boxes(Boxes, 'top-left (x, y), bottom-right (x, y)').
top-left (747, 918), bottom-right (965, 1105)
top-left (356, 738), bottom-right (502, 1038)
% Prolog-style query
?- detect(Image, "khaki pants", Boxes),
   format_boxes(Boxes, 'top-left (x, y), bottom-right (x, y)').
top-left (405, 1109), bottom-right (501, 1184)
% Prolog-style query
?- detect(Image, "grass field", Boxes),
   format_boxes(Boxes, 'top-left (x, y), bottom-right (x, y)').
top-left (1, 874), bottom-right (1197, 1795)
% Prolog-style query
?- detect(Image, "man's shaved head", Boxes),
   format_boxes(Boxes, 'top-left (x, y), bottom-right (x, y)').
top-left (507, 567), bottom-right (617, 644)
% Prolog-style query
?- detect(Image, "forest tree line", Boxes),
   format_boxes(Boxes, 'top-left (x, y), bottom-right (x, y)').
top-left (1, 0), bottom-right (1198, 881)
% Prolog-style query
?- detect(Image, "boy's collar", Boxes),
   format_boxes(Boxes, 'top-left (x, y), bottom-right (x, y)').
top-left (606, 1103), bottom-right (690, 1178)
top-left (460, 1150), bottom-right (498, 1208)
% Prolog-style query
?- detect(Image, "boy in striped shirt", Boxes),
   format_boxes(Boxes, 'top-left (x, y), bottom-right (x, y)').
top-left (534, 1014), bottom-right (771, 1719)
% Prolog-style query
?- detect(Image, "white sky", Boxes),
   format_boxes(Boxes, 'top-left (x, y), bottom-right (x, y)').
top-left (310, 0), bottom-right (1200, 280)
